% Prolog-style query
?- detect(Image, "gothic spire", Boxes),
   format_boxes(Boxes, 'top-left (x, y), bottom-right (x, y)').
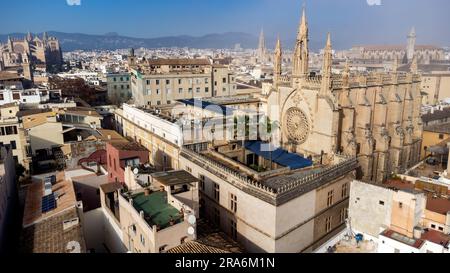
top-left (321, 33), bottom-right (333, 95)
top-left (26, 31), bottom-right (32, 42)
top-left (273, 36), bottom-right (282, 86)
top-left (258, 28), bottom-right (266, 63)
top-left (293, 5), bottom-right (309, 78)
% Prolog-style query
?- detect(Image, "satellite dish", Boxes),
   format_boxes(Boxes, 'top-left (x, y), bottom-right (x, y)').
top-left (133, 168), bottom-right (139, 175)
top-left (188, 215), bottom-right (196, 225)
top-left (187, 227), bottom-right (195, 236)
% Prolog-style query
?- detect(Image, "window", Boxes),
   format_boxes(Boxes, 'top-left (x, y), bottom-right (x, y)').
top-left (230, 194), bottom-right (237, 213)
top-left (179, 88), bottom-right (183, 94)
top-left (205, 78), bottom-right (209, 84)
top-left (340, 208), bottom-right (348, 223)
top-left (325, 216), bottom-right (332, 233)
top-left (156, 80), bottom-right (160, 85)
top-left (379, 201), bottom-right (385, 206)
top-left (157, 101), bottom-right (161, 105)
top-left (188, 88), bottom-right (193, 93)
top-left (140, 234), bottom-right (145, 246)
top-left (439, 134), bottom-right (444, 140)
top-left (327, 190), bottom-right (334, 207)
top-left (156, 89), bottom-right (160, 94)
top-left (214, 207), bottom-right (220, 226)
top-left (438, 227), bottom-right (444, 231)
top-left (196, 87), bottom-right (200, 93)
top-left (0, 94), bottom-right (4, 100)
top-left (431, 224), bottom-right (436, 229)
top-left (222, 78), bottom-right (226, 83)
top-left (10, 141), bottom-right (16, 150)
top-left (205, 87), bottom-right (209, 93)
top-left (166, 80), bottom-right (170, 85)
top-left (399, 202), bottom-right (403, 209)
top-left (341, 183), bottom-right (349, 198)
top-left (199, 175), bottom-right (205, 191)
top-left (230, 219), bottom-right (237, 240)
top-left (213, 183), bottom-right (220, 202)
top-left (178, 79), bottom-right (182, 84)
top-left (186, 166), bottom-right (192, 173)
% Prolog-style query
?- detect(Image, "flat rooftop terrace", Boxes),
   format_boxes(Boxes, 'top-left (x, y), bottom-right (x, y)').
top-left (131, 191), bottom-right (182, 229)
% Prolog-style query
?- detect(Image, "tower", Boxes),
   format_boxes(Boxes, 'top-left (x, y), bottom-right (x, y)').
top-left (273, 37), bottom-right (282, 86)
top-left (128, 48), bottom-right (136, 67)
top-left (407, 27), bottom-right (416, 61)
top-left (410, 54), bottom-right (418, 74)
top-left (22, 56), bottom-right (33, 84)
top-left (26, 31), bottom-right (33, 42)
top-left (257, 28), bottom-right (266, 63)
top-left (320, 33), bottom-right (332, 95)
top-left (292, 6), bottom-right (309, 79)
top-left (7, 36), bottom-right (13, 52)
top-left (43, 32), bottom-right (49, 42)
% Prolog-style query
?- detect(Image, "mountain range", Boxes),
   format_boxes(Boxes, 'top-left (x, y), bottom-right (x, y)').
top-left (0, 31), bottom-right (325, 51)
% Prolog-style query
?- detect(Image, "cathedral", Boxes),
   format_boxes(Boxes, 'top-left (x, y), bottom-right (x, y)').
top-left (0, 32), bottom-right (63, 73)
top-left (264, 8), bottom-right (423, 183)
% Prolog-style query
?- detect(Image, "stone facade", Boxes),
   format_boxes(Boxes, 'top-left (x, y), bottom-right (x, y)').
top-left (266, 9), bottom-right (423, 184)
top-left (0, 33), bottom-right (63, 73)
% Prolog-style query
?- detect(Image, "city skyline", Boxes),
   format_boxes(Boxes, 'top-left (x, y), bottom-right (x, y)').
top-left (1, 0), bottom-right (450, 49)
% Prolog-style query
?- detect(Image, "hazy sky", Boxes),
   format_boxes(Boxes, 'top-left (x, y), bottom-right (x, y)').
top-left (1, 0), bottom-right (449, 48)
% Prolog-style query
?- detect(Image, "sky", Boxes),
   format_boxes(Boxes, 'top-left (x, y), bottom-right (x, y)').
top-left (0, 0), bottom-right (449, 48)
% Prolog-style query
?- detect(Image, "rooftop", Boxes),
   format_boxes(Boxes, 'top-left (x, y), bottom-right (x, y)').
top-left (23, 172), bottom-right (78, 227)
top-left (152, 170), bottom-right (199, 187)
top-left (424, 122), bottom-right (450, 134)
top-left (421, 229), bottom-right (450, 247)
top-left (144, 58), bottom-right (211, 66)
top-left (110, 141), bottom-right (149, 152)
top-left (422, 109), bottom-right (450, 123)
top-left (130, 191), bottom-right (183, 229)
top-left (426, 197), bottom-right (450, 215)
top-left (381, 229), bottom-right (424, 249)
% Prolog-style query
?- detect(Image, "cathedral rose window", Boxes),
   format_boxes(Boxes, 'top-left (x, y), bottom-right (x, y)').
top-left (285, 107), bottom-right (310, 144)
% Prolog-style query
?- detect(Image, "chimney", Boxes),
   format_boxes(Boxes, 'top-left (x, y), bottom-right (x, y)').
top-left (413, 226), bottom-right (424, 240)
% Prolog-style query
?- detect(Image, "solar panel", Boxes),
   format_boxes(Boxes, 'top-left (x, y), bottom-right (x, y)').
top-left (42, 193), bottom-right (57, 213)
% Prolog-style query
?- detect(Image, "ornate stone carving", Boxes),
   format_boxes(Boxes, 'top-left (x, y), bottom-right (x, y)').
top-left (285, 107), bottom-right (310, 144)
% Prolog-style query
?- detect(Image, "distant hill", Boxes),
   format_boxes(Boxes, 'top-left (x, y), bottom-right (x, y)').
top-left (0, 31), bottom-right (262, 51)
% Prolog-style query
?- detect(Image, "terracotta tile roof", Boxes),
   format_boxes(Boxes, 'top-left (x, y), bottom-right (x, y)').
top-left (383, 179), bottom-right (415, 191)
top-left (167, 241), bottom-right (230, 253)
top-left (145, 59), bottom-right (211, 66)
top-left (23, 172), bottom-right (78, 227)
top-left (110, 141), bottom-right (148, 152)
top-left (20, 172), bottom-right (86, 253)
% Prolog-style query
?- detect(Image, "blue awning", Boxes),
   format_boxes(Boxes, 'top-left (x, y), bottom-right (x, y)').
top-left (244, 141), bottom-right (313, 170)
